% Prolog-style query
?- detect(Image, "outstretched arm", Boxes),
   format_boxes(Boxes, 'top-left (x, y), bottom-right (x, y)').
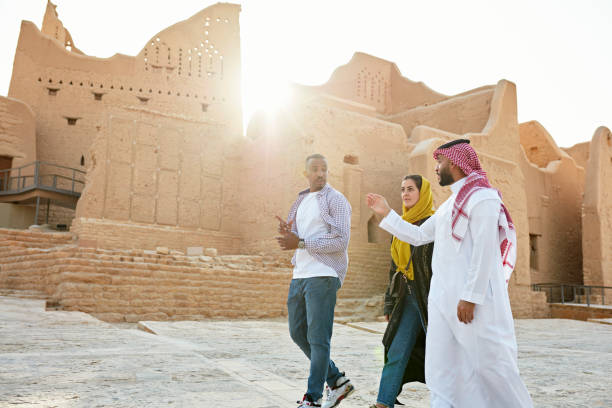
top-left (366, 193), bottom-right (436, 246)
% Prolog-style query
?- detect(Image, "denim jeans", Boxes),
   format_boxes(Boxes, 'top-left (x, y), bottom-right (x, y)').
top-left (377, 291), bottom-right (423, 407)
top-left (287, 276), bottom-right (343, 401)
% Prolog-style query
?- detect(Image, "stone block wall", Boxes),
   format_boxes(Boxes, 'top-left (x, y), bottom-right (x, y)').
top-left (0, 228), bottom-right (294, 321)
top-left (341, 242), bottom-right (391, 299)
top-left (54, 250), bottom-right (292, 322)
top-left (550, 304), bottom-right (612, 321)
top-left (36, 204), bottom-right (74, 228)
top-left (72, 218), bottom-right (241, 254)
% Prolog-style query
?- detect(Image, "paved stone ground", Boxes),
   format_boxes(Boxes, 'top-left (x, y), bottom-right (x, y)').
top-left (0, 296), bottom-right (611, 408)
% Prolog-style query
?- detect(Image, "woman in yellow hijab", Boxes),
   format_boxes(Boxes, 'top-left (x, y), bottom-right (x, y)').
top-left (371, 175), bottom-right (435, 408)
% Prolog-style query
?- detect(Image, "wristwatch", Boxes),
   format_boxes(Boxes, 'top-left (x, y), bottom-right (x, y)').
top-left (298, 239), bottom-right (305, 249)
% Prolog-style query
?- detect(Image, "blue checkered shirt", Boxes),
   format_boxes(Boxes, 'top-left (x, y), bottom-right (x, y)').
top-left (287, 184), bottom-right (352, 284)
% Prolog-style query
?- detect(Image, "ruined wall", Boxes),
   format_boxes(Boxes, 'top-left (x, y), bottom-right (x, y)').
top-left (4, 2), bottom-right (244, 247)
top-left (520, 153), bottom-right (584, 285)
top-left (0, 96), bottom-right (36, 169)
top-left (582, 127), bottom-right (612, 287)
top-left (4, 1), bottom-right (602, 319)
top-left (519, 122), bottom-right (584, 285)
top-left (0, 228), bottom-right (289, 321)
top-left (562, 141), bottom-right (590, 170)
top-left (72, 108), bottom-right (242, 252)
top-left (386, 87), bottom-right (494, 140)
top-left (40, 0), bottom-right (83, 55)
top-left (297, 52), bottom-right (447, 116)
top-left (520, 121), bottom-right (563, 168)
top-left (0, 96), bottom-right (38, 228)
top-left (8, 2), bottom-right (242, 173)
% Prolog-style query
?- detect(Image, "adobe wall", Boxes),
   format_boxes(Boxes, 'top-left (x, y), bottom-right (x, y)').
top-left (0, 204), bottom-right (35, 229)
top-left (0, 96), bottom-right (38, 229)
top-left (582, 127), bottom-right (612, 287)
top-left (562, 142), bottom-right (590, 170)
top-left (71, 108), bottom-right (243, 253)
top-left (0, 96), bottom-right (37, 169)
top-left (41, 0), bottom-right (84, 55)
top-left (8, 2), bottom-right (242, 173)
top-left (520, 121), bottom-right (563, 167)
top-left (386, 87), bottom-right (494, 140)
top-left (5, 3), bottom-right (606, 319)
top-left (243, 102), bottom-right (410, 298)
top-left (3, 2), bottom-right (246, 249)
top-left (243, 64), bottom-right (552, 316)
top-left (297, 52), bottom-right (448, 116)
top-left (519, 121), bottom-right (584, 285)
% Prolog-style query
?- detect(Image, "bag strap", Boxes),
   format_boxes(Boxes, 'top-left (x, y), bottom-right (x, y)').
top-left (390, 245), bottom-right (415, 296)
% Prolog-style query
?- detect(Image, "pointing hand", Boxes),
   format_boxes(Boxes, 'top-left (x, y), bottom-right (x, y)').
top-left (275, 216), bottom-right (294, 234)
top-left (366, 193), bottom-right (391, 217)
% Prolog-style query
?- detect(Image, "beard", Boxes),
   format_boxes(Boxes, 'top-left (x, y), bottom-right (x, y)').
top-left (438, 168), bottom-right (455, 186)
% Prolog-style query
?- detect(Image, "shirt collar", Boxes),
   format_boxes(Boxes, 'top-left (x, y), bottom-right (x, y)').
top-left (450, 177), bottom-right (467, 195)
top-left (298, 183), bottom-right (330, 196)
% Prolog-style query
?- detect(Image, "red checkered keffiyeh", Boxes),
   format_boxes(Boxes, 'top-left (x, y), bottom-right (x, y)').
top-left (434, 140), bottom-right (516, 283)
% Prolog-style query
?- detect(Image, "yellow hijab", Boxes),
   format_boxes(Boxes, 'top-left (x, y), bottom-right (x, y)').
top-left (391, 176), bottom-right (435, 280)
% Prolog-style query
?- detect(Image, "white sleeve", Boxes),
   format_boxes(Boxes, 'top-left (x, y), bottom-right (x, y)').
top-left (378, 210), bottom-right (436, 246)
top-left (461, 199), bottom-right (501, 305)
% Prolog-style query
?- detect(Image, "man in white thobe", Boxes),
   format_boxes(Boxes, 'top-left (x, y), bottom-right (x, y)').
top-left (367, 139), bottom-right (532, 408)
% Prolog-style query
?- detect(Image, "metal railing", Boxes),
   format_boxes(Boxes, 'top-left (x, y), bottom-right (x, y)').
top-left (0, 161), bottom-right (85, 196)
top-left (532, 283), bottom-right (611, 307)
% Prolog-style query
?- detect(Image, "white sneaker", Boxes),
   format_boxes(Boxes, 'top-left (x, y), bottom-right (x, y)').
top-left (322, 376), bottom-right (355, 408)
top-left (297, 394), bottom-right (322, 407)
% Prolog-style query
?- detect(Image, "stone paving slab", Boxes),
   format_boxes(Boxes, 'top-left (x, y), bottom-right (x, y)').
top-left (1, 296), bottom-right (611, 407)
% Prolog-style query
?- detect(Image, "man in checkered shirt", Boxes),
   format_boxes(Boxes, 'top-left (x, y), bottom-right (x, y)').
top-left (276, 154), bottom-right (355, 408)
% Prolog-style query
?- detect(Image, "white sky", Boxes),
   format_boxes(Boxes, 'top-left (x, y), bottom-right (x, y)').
top-left (0, 0), bottom-right (610, 148)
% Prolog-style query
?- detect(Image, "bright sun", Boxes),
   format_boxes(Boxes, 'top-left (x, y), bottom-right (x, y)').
top-left (242, 70), bottom-right (293, 136)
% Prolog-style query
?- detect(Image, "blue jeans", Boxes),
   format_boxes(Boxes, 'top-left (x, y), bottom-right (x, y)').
top-left (287, 276), bottom-right (343, 401)
top-left (377, 292), bottom-right (423, 407)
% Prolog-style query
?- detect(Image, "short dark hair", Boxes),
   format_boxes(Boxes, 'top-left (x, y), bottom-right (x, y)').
top-left (305, 153), bottom-right (327, 168)
top-left (403, 174), bottom-right (423, 191)
top-left (437, 138), bottom-right (470, 150)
